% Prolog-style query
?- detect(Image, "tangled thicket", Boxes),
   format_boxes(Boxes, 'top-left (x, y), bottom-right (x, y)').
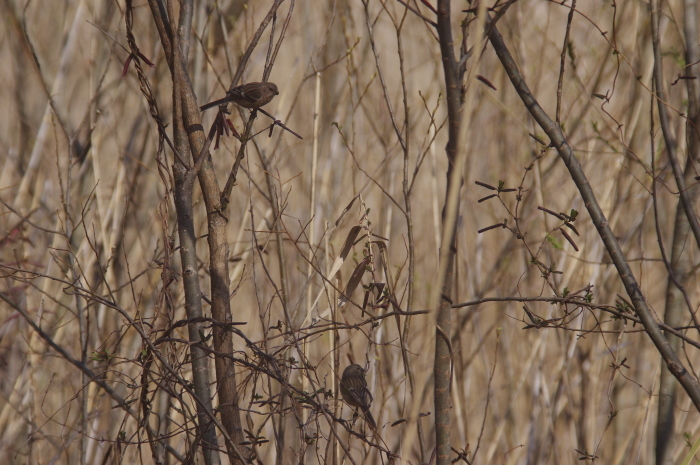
top-left (0, 1), bottom-right (699, 464)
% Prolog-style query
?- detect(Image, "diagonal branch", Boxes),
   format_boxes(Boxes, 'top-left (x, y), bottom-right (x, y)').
top-left (485, 14), bottom-right (700, 411)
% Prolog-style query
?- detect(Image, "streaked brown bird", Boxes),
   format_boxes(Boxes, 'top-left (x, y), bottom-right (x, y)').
top-left (340, 364), bottom-right (377, 431)
top-left (200, 82), bottom-right (279, 111)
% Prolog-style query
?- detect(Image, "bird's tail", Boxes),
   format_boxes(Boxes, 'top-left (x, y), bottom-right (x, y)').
top-left (199, 96), bottom-right (230, 111)
top-left (362, 408), bottom-right (377, 432)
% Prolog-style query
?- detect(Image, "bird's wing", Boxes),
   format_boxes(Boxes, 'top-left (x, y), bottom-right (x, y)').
top-left (237, 85), bottom-right (264, 100)
top-left (354, 385), bottom-right (373, 409)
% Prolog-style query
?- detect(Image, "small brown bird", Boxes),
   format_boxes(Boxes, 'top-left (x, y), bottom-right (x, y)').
top-left (340, 364), bottom-right (377, 431)
top-left (200, 82), bottom-right (279, 111)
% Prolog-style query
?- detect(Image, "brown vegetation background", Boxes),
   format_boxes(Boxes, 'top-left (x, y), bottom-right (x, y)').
top-left (0, 0), bottom-right (698, 464)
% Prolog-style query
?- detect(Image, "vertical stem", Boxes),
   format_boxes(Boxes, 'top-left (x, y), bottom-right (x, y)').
top-left (303, 71), bottom-right (321, 424)
top-left (433, 1), bottom-right (463, 463)
top-left (330, 226), bottom-right (339, 465)
top-left (656, 0), bottom-right (700, 461)
top-left (650, 0), bottom-right (700, 249)
top-left (168, 0), bottom-right (220, 461)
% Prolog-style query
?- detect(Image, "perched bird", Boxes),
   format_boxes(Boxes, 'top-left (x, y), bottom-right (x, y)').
top-left (200, 82), bottom-right (279, 111)
top-left (340, 364), bottom-right (377, 431)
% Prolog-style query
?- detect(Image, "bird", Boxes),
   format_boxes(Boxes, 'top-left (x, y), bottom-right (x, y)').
top-left (200, 82), bottom-right (279, 111)
top-left (340, 364), bottom-right (377, 431)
